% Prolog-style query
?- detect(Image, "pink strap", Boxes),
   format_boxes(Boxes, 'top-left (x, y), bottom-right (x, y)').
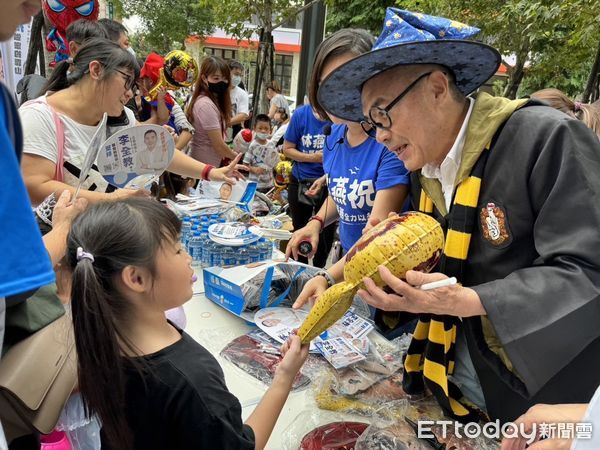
top-left (22, 97), bottom-right (65, 182)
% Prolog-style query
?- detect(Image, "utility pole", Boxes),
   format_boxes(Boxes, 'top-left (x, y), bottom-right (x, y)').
top-left (295, 0), bottom-right (326, 107)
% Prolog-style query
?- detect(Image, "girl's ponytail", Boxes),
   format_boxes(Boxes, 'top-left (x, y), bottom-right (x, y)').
top-left (71, 256), bottom-right (132, 450)
top-left (65, 198), bottom-right (181, 450)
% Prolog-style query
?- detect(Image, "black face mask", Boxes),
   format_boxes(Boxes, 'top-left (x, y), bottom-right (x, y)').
top-left (208, 81), bottom-right (229, 95)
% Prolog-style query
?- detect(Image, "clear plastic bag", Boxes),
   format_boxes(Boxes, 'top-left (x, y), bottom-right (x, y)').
top-left (55, 393), bottom-right (101, 450)
top-left (355, 422), bottom-right (430, 450)
top-left (219, 329), bottom-right (312, 391)
top-left (241, 263), bottom-right (323, 311)
top-left (281, 409), bottom-right (373, 450)
top-left (310, 336), bottom-right (418, 419)
top-left (299, 421), bottom-right (370, 449)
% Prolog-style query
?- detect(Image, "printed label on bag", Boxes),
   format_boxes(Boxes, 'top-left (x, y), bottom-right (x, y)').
top-left (315, 337), bottom-right (366, 369)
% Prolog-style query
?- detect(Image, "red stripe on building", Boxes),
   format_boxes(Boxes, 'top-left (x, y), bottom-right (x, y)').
top-left (185, 35), bottom-right (301, 53)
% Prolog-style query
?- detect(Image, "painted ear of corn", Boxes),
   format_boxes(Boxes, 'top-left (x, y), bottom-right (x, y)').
top-left (298, 212), bottom-right (444, 343)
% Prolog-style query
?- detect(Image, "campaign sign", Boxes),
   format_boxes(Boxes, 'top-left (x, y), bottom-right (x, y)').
top-left (98, 125), bottom-right (175, 189)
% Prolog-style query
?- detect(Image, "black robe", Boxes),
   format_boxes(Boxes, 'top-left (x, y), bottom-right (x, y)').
top-left (411, 100), bottom-right (600, 422)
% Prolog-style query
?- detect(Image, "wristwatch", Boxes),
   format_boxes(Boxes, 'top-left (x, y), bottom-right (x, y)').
top-left (316, 270), bottom-right (336, 288)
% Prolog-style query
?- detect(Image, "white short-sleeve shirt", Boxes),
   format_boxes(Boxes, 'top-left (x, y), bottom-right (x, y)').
top-left (20, 96), bottom-right (136, 193)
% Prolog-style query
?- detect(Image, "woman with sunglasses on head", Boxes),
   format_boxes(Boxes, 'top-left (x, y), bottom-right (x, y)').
top-left (186, 56), bottom-right (238, 167)
top-left (19, 38), bottom-right (243, 207)
top-left (286, 29), bottom-right (410, 328)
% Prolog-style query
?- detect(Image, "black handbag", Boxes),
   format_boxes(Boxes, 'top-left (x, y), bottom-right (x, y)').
top-left (297, 178), bottom-right (322, 206)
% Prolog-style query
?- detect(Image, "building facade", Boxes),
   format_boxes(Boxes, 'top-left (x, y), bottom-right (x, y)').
top-left (185, 25), bottom-right (302, 101)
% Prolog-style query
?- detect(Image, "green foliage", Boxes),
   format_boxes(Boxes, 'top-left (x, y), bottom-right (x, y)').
top-left (123, 0), bottom-right (214, 54)
top-left (325, 0), bottom-right (600, 98)
top-left (199, 0), bottom-right (311, 113)
top-left (324, 0), bottom-right (389, 34)
top-left (127, 33), bottom-right (157, 61)
top-left (201, 0), bottom-right (306, 37)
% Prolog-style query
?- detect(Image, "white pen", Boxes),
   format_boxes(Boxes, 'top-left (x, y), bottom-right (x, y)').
top-left (419, 277), bottom-right (457, 291)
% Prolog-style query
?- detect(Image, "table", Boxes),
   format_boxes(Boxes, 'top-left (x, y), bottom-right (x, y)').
top-left (184, 271), bottom-right (318, 449)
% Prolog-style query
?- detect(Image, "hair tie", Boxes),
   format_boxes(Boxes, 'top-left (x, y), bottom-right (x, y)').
top-left (574, 101), bottom-right (583, 112)
top-left (76, 247), bottom-right (95, 264)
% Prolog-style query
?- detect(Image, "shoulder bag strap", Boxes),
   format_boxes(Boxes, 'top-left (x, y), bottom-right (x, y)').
top-left (22, 98), bottom-right (65, 182)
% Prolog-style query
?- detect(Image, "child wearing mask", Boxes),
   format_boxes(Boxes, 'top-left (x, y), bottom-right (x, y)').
top-left (243, 114), bottom-right (278, 193)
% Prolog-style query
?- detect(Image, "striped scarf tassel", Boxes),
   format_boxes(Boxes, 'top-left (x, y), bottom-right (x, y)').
top-left (403, 148), bottom-right (490, 423)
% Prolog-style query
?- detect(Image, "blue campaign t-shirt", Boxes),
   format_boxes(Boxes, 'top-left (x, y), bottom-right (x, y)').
top-left (323, 124), bottom-right (410, 252)
top-left (283, 104), bottom-right (329, 180)
top-left (0, 83), bottom-right (55, 298)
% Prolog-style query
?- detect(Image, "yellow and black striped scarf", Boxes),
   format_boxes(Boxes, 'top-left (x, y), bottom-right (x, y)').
top-left (403, 146), bottom-right (490, 423)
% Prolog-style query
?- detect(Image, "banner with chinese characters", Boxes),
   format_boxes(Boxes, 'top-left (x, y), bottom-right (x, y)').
top-left (0, 21), bottom-right (32, 93)
top-left (97, 124), bottom-right (175, 189)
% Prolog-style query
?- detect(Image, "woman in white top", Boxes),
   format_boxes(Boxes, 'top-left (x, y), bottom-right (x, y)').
top-left (20, 38), bottom-right (242, 205)
top-left (266, 80), bottom-right (290, 119)
top-left (269, 107), bottom-right (290, 150)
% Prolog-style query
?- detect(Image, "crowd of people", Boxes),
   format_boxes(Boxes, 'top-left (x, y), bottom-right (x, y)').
top-left (3, 1), bottom-right (600, 449)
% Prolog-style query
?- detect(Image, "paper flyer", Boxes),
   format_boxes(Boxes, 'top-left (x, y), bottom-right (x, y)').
top-left (254, 307), bottom-right (374, 361)
top-left (194, 179), bottom-right (257, 208)
top-left (314, 337), bottom-right (366, 369)
top-left (98, 124), bottom-right (175, 189)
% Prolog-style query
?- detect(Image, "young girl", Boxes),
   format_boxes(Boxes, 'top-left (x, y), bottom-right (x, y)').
top-left (187, 56), bottom-right (238, 167)
top-left (66, 198), bottom-right (308, 450)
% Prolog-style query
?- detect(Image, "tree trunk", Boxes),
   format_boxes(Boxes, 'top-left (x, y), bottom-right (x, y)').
top-left (251, 28), bottom-right (264, 113)
top-left (582, 40), bottom-right (600, 103)
top-left (262, 31), bottom-right (274, 113)
top-left (503, 52), bottom-right (526, 99)
top-left (251, 30), bottom-right (270, 126)
top-left (268, 32), bottom-right (275, 87)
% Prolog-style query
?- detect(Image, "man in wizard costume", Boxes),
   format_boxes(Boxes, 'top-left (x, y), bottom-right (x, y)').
top-left (318, 8), bottom-right (600, 423)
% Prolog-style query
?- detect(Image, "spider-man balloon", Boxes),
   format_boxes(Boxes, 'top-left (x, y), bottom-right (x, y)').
top-left (42, 0), bottom-right (99, 66)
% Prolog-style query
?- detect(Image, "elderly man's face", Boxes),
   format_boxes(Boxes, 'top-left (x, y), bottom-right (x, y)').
top-left (1, 0), bottom-right (40, 42)
top-left (361, 67), bottom-right (445, 171)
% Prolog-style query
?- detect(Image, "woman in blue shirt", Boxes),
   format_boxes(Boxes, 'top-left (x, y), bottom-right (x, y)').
top-left (283, 104), bottom-right (336, 268)
top-left (286, 28), bottom-right (410, 308)
top-left (0, 3), bottom-right (87, 447)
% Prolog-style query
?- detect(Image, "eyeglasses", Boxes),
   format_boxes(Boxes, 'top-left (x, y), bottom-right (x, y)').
top-left (115, 69), bottom-right (135, 91)
top-left (360, 72), bottom-right (432, 137)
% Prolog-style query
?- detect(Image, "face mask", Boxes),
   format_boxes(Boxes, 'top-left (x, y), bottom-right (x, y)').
top-left (208, 81), bottom-right (229, 95)
top-left (255, 132), bottom-right (270, 140)
top-left (231, 75), bottom-right (242, 87)
top-left (127, 46), bottom-right (136, 57)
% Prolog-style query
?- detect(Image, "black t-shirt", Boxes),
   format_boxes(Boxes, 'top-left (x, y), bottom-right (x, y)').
top-left (102, 331), bottom-right (255, 450)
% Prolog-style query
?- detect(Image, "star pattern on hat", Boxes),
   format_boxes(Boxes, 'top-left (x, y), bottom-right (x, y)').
top-left (372, 61), bottom-right (391, 72)
top-left (453, 63), bottom-right (470, 72)
top-left (449, 20), bottom-right (469, 30)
